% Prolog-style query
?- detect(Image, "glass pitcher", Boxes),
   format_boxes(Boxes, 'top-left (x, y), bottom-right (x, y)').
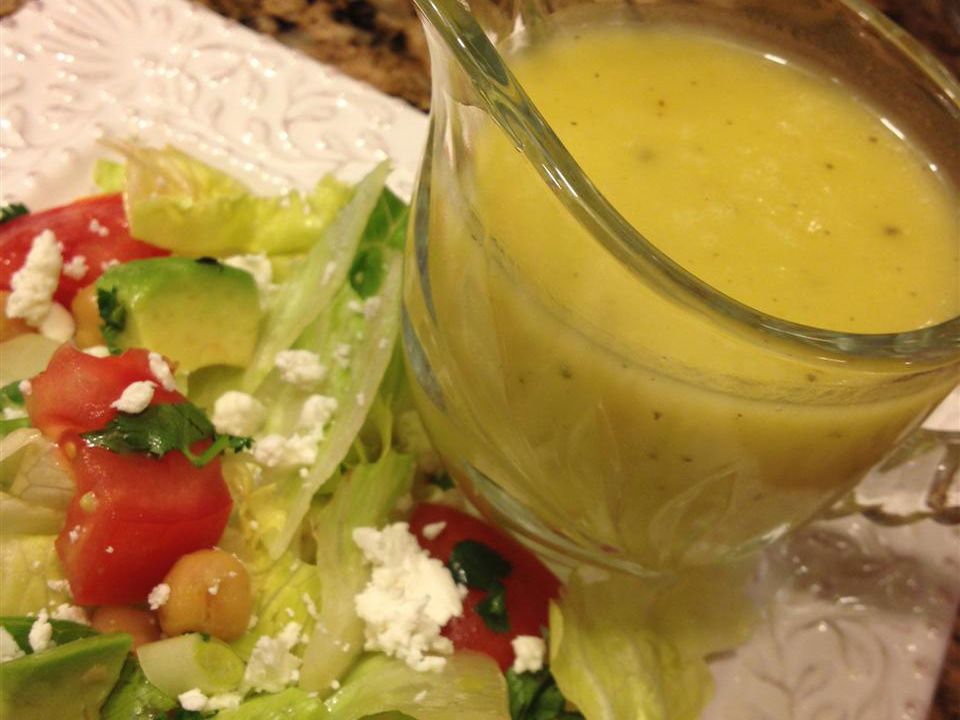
top-left (401, 0), bottom-right (960, 575)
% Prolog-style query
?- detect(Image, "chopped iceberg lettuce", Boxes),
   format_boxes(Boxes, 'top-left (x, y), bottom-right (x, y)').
top-left (322, 653), bottom-right (509, 719)
top-left (549, 565), bottom-right (756, 720)
top-left (108, 143), bottom-right (353, 256)
top-left (298, 449), bottom-right (414, 692)
top-left (242, 161), bottom-right (390, 394)
top-left (0, 535), bottom-right (69, 615)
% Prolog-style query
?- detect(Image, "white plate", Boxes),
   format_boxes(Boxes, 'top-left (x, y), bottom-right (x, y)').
top-left (2, 1), bottom-right (958, 718)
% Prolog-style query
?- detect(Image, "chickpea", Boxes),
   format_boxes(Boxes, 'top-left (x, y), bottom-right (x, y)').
top-left (70, 282), bottom-right (104, 348)
top-left (158, 548), bottom-right (252, 642)
top-left (0, 291), bottom-right (33, 342)
top-left (91, 606), bottom-right (161, 651)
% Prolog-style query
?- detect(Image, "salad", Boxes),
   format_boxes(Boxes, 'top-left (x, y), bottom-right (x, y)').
top-left (0, 143), bottom-right (752, 720)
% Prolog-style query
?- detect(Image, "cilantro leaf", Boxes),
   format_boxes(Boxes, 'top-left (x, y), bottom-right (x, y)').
top-left (81, 402), bottom-right (250, 468)
top-left (507, 668), bottom-right (585, 720)
top-left (448, 539), bottom-right (512, 590)
top-left (475, 580), bottom-right (510, 633)
top-left (448, 540), bottom-right (513, 634)
top-left (96, 287), bottom-right (126, 355)
top-left (0, 203), bottom-right (28, 224)
top-left (0, 381), bottom-right (25, 408)
top-left (348, 188), bottom-right (409, 298)
top-left (427, 470), bottom-right (455, 491)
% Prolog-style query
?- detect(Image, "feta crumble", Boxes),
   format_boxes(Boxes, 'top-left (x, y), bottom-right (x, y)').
top-left (353, 523), bottom-right (465, 672)
top-left (242, 621), bottom-right (303, 693)
top-left (148, 583), bottom-right (171, 610)
top-left (46, 579), bottom-right (71, 595)
top-left (252, 433), bottom-right (318, 468)
top-left (298, 394), bottom-right (338, 433)
top-left (421, 521), bottom-right (447, 541)
top-left (6, 230), bottom-right (62, 326)
top-left (332, 343), bottom-right (351, 369)
top-left (28, 610), bottom-right (53, 653)
top-left (212, 391), bottom-right (266, 437)
top-left (0, 628), bottom-right (24, 663)
top-left (178, 688), bottom-right (208, 712)
top-left (148, 352), bottom-right (177, 391)
top-left (51, 604), bottom-right (89, 625)
top-left (223, 253), bottom-right (274, 300)
top-left (275, 349), bottom-right (327, 387)
top-left (111, 381), bottom-right (156, 413)
top-left (88, 218), bottom-right (110, 237)
top-left (38, 303), bottom-right (75, 343)
top-left (511, 635), bottom-right (546, 674)
top-left (61, 255), bottom-right (88, 280)
top-left (17, 379), bottom-right (31, 396)
top-left (82, 345), bottom-right (111, 358)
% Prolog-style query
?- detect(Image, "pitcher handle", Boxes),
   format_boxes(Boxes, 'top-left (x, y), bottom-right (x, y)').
top-left (824, 392), bottom-right (960, 526)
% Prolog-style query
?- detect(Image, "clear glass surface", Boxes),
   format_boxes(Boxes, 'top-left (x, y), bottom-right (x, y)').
top-left (402, 0), bottom-right (960, 574)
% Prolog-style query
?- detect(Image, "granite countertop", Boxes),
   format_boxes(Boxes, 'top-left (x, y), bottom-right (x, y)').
top-left (0, 0), bottom-right (957, 717)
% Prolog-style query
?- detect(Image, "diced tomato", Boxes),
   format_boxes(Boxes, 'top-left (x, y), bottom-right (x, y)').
top-left (27, 344), bottom-right (233, 605)
top-left (0, 194), bottom-right (167, 306)
top-left (410, 503), bottom-right (562, 672)
top-left (55, 435), bottom-right (232, 605)
top-left (26, 344), bottom-right (182, 441)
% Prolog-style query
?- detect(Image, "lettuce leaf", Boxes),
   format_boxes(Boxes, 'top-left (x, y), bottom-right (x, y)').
top-left (111, 143), bottom-right (352, 257)
top-left (216, 688), bottom-right (326, 719)
top-left (549, 564), bottom-right (756, 720)
top-left (241, 162), bottom-right (390, 394)
top-left (298, 450), bottom-right (414, 692)
top-left (0, 534), bottom-right (69, 615)
top-left (323, 653), bottom-right (509, 719)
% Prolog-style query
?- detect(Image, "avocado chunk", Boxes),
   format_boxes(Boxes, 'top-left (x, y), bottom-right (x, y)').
top-left (0, 632), bottom-right (131, 720)
top-left (96, 257), bottom-right (260, 372)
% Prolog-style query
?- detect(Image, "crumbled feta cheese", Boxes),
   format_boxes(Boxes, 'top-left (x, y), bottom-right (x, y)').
top-left (361, 296), bottom-right (381, 319)
top-left (2, 407), bottom-right (27, 421)
top-left (148, 352), bottom-right (177, 391)
top-left (51, 604), bottom-right (89, 625)
top-left (45, 579), bottom-right (70, 594)
top-left (88, 218), bottom-right (110, 237)
top-left (62, 255), bottom-right (88, 280)
top-left (253, 433), bottom-right (318, 468)
top-left (205, 693), bottom-right (242, 711)
top-left (6, 230), bottom-right (62, 326)
top-left (68, 526), bottom-right (81, 543)
top-left (38, 302), bottom-right (75, 342)
top-left (275, 350), bottom-right (327, 387)
top-left (223, 253), bottom-right (274, 299)
top-left (0, 628), bottom-right (24, 663)
top-left (414, 689), bottom-right (428, 703)
top-left (242, 622), bottom-right (303, 692)
top-left (321, 261), bottom-right (338, 286)
top-left (332, 343), bottom-right (351, 369)
top-left (298, 394), bottom-right (337, 433)
top-left (511, 635), bottom-right (546, 674)
top-left (421, 521), bottom-right (447, 541)
top-left (28, 610), bottom-right (53, 653)
top-left (148, 583), bottom-right (171, 610)
top-left (105, 545), bottom-right (115, 554)
top-left (353, 523), bottom-right (465, 672)
top-left (178, 689), bottom-right (208, 712)
top-left (111, 381), bottom-right (156, 413)
top-left (100, 259), bottom-right (119, 271)
top-left (212, 391), bottom-right (266, 437)
top-left (17, 379), bottom-right (31, 396)
top-left (208, 579), bottom-right (221, 596)
top-left (329, 680), bottom-right (340, 691)
top-left (82, 345), bottom-right (111, 358)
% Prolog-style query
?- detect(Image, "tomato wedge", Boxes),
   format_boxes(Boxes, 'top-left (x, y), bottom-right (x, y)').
top-left (27, 345), bottom-right (233, 605)
top-left (0, 194), bottom-right (167, 306)
top-left (26, 344), bottom-right (182, 441)
top-left (55, 435), bottom-right (232, 605)
top-left (410, 503), bottom-right (561, 671)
